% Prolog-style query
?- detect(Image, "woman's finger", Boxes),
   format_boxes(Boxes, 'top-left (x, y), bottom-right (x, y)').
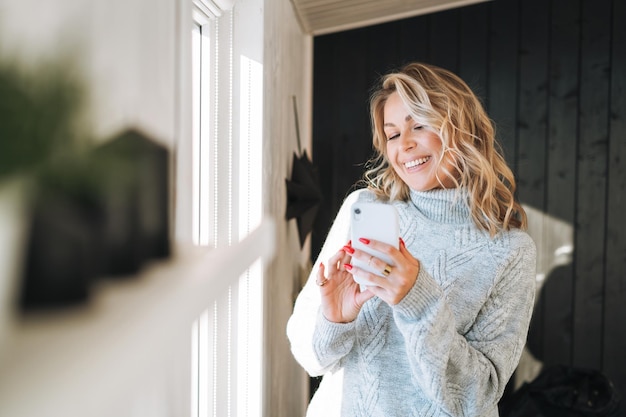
top-left (398, 237), bottom-right (412, 258)
top-left (355, 237), bottom-right (404, 266)
top-left (344, 263), bottom-right (392, 290)
top-left (326, 249), bottom-right (346, 275)
top-left (355, 286), bottom-right (376, 306)
top-left (316, 262), bottom-right (330, 288)
top-left (339, 247), bottom-right (352, 269)
top-left (353, 267), bottom-right (407, 306)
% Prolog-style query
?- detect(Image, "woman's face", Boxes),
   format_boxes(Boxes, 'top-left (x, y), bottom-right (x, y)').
top-left (383, 92), bottom-right (457, 191)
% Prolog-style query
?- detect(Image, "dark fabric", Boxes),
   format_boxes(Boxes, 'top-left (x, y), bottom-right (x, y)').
top-left (500, 365), bottom-right (621, 417)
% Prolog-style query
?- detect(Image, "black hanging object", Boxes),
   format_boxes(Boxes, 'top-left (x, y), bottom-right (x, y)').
top-left (285, 97), bottom-right (323, 248)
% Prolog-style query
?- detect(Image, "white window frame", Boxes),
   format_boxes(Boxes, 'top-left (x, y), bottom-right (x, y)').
top-left (188, 1), bottom-right (264, 416)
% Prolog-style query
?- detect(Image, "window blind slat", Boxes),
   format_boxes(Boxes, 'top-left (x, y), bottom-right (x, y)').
top-left (191, 4), bottom-right (264, 417)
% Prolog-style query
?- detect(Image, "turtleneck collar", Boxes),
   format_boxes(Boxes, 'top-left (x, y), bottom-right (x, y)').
top-left (408, 188), bottom-right (472, 225)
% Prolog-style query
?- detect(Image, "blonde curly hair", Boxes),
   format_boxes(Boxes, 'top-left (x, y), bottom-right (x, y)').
top-left (364, 62), bottom-right (526, 235)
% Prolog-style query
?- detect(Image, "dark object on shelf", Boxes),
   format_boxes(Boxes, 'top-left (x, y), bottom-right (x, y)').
top-left (20, 159), bottom-right (103, 309)
top-left (19, 128), bottom-right (171, 310)
top-left (499, 365), bottom-right (621, 417)
top-left (20, 199), bottom-right (97, 308)
top-left (90, 128), bottom-right (171, 276)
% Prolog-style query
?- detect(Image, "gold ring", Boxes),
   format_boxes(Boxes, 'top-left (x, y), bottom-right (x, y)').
top-left (382, 264), bottom-right (392, 277)
top-left (368, 255), bottom-right (374, 266)
top-left (317, 277), bottom-right (329, 287)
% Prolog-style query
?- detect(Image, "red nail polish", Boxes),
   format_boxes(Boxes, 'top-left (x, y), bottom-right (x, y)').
top-left (359, 238), bottom-right (370, 245)
top-left (400, 237), bottom-right (405, 246)
top-left (343, 245), bottom-right (354, 254)
top-left (343, 264), bottom-right (353, 271)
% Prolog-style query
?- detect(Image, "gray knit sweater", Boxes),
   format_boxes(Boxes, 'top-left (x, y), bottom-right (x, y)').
top-left (287, 188), bottom-right (537, 417)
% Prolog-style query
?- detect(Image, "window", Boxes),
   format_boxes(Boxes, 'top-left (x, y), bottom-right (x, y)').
top-left (189, 1), bottom-right (264, 416)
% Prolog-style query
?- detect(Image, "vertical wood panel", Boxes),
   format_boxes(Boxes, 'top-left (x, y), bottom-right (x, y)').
top-left (311, 35), bottom-right (339, 258)
top-left (398, 15), bottom-right (430, 65)
top-left (541, 0), bottom-right (580, 368)
top-left (573, 0), bottom-right (611, 370)
top-left (428, 9), bottom-right (459, 73)
top-left (487, 0), bottom-right (519, 168)
top-left (516, 0), bottom-right (549, 210)
top-left (459, 3), bottom-right (489, 100)
top-left (365, 22), bottom-right (401, 77)
top-left (516, 0), bottom-right (550, 366)
top-left (332, 28), bottom-right (370, 198)
top-left (603, 0), bottom-right (626, 402)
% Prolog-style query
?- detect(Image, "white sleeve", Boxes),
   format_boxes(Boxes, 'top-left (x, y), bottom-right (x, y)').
top-left (286, 189), bottom-right (364, 376)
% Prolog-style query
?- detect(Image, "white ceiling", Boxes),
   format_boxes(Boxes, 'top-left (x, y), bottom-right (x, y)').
top-left (290, 0), bottom-right (492, 35)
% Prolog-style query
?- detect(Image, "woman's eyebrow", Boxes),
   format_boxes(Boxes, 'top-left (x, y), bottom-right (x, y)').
top-left (383, 115), bottom-right (413, 128)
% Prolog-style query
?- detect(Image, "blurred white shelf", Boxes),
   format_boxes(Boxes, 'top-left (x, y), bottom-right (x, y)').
top-left (0, 218), bottom-right (276, 417)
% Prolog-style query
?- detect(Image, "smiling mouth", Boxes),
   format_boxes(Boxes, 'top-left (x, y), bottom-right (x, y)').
top-left (404, 156), bottom-right (431, 168)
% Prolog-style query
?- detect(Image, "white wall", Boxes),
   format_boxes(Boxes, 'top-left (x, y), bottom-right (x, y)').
top-left (262, 0), bottom-right (313, 415)
top-left (0, 0), bottom-right (312, 414)
top-left (0, 0), bottom-right (180, 146)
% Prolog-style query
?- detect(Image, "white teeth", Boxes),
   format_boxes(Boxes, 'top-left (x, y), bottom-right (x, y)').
top-left (404, 157), bottom-right (431, 168)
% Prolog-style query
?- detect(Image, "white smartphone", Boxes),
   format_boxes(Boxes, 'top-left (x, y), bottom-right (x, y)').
top-left (349, 201), bottom-right (400, 286)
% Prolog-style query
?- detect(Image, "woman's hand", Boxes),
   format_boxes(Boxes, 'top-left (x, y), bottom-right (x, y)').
top-left (318, 243), bottom-right (376, 323)
top-left (344, 237), bottom-right (420, 305)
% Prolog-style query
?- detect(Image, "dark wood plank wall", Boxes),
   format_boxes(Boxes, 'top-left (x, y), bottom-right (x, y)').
top-left (575, 0), bottom-right (611, 372)
top-left (540, 0), bottom-right (579, 369)
top-left (311, 0), bottom-right (626, 407)
top-left (606, 0), bottom-right (626, 396)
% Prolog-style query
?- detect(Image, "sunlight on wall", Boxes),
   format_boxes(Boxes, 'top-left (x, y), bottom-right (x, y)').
top-left (523, 204), bottom-right (574, 290)
top-left (516, 204), bottom-right (574, 387)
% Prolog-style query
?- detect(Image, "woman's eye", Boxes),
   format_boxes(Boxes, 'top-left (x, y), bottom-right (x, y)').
top-left (387, 133), bottom-right (400, 141)
top-left (413, 125), bottom-right (423, 130)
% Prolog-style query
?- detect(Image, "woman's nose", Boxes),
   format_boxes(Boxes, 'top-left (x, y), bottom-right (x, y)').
top-left (400, 132), bottom-right (416, 150)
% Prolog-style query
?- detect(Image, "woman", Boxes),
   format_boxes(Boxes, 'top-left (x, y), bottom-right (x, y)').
top-left (287, 62), bottom-right (536, 417)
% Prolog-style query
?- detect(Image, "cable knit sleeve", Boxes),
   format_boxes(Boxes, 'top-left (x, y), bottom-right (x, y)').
top-left (286, 189), bottom-right (366, 376)
top-left (392, 232), bottom-right (537, 416)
